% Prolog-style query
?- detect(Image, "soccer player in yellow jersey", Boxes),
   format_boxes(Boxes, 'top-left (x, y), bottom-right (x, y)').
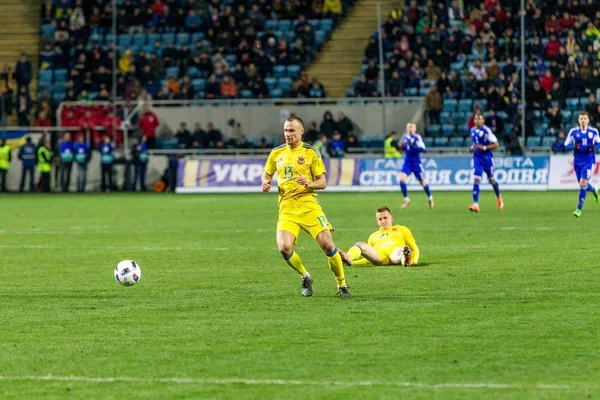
top-left (344, 206), bottom-right (420, 267)
top-left (261, 116), bottom-right (351, 298)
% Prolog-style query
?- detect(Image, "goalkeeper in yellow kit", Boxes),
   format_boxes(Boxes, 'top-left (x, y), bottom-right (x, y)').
top-left (343, 206), bottom-right (420, 267)
top-left (261, 116), bottom-right (351, 298)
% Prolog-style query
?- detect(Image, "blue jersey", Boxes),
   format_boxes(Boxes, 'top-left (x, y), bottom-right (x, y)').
top-left (564, 126), bottom-right (600, 165)
top-left (98, 143), bottom-right (114, 164)
top-left (402, 133), bottom-right (426, 164)
top-left (74, 142), bottom-right (89, 164)
top-left (59, 140), bottom-right (74, 162)
top-left (470, 125), bottom-right (498, 160)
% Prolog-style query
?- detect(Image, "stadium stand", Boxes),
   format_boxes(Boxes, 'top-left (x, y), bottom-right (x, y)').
top-left (349, 0), bottom-right (600, 149)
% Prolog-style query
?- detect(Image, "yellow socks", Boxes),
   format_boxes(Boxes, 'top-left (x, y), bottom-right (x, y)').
top-left (284, 251), bottom-right (308, 276)
top-left (347, 244), bottom-right (362, 261)
top-left (327, 248), bottom-right (347, 287)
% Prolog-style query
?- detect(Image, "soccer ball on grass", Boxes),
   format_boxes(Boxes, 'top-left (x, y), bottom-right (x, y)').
top-left (115, 260), bottom-right (142, 286)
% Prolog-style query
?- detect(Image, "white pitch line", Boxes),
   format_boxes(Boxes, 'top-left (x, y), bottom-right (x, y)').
top-left (0, 375), bottom-right (595, 391)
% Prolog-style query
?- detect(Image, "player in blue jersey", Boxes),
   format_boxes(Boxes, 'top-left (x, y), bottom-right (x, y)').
top-left (399, 122), bottom-right (434, 209)
top-left (563, 112), bottom-right (600, 217)
top-left (468, 113), bottom-right (504, 212)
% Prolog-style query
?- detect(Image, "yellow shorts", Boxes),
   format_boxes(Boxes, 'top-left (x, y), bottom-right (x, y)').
top-left (277, 197), bottom-right (333, 243)
top-left (376, 249), bottom-right (392, 266)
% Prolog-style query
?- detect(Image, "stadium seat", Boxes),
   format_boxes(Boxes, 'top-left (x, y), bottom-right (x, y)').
top-left (191, 32), bottom-right (205, 44)
top-left (315, 30), bottom-right (327, 46)
top-left (308, 19), bottom-right (320, 30)
top-left (369, 139), bottom-right (384, 149)
top-left (440, 111), bottom-right (450, 123)
top-left (579, 97), bottom-right (590, 108)
top-left (474, 99), bottom-right (488, 111)
top-left (225, 54), bottom-right (237, 66)
top-left (526, 137), bottom-right (541, 146)
top-left (321, 19), bottom-right (334, 32)
top-left (40, 24), bottom-right (55, 38)
top-left (458, 99), bottom-right (473, 112)
top-left (278, 77), bottom-right (293, 92)
top-left (345, 89), bottom-right (356, 97)
top-left (186, 67), bottom-right (200, 78)
top-left (176, 33), bottom-right (190, 45)
top-left (449, 137), bottom-right (465, 147)
top-left (240, 89), bottom-right (253, 99)
top-left (143, 44), bottom-right (155, 54)
top-left (434, 137), bottom-right (449, 147)
top-left (287, 64), bottom-right (301, 78)
top-left (443, 99), bottom-right (458, 112)
top-left (504, 123), bottom-right (514, 133)
top-left (496, 111), bottom-right (508, 120)
top-left (54, 69), bottom-right (68, 82)
top-left (405, 87), bottom-right (418, 97)
top-left (566, 98), bottom-right (579, 110)
top-left (264, 77), bottom-right (278, 90)
top-left (541, 136), bottom-right (556, 147)
top-left (561, 110), bottom-right (572, 122)
top-left (534, 124), bottom-right (548, 136)
top-left (165, 66), bottom-right (179, 78)
top-left (104, 33), bottom-right (116, 45)
top-left (273, 65), bottom-right (286, 78)
top-left (278, 20), bottom-right (291, 33)
top-left (265, 20), bottom-right (278, 30)
top-left (270, 88), bottom-right (283, 98)
top-left (161, 32), bottom-right (175, 44)
top-left (423, 137), bottom-right (434, 148)
top-left (38, 81), bottom-right (53, 92)
top-left (52, 92), bottom-right (66, 103)
top-left (418, 88), bottom-right (428, 96)
top-left (132, 34), bottom-right (146, 46)
top-left (191, 79), bottom-right (205, 91)
top-left (147, 33), bottom-right (160, 44)
top-left (118, 34), bottom-right (131, 47)
top-left (38, 70), bottom-right (53, 82)
top-left (441, 124), bottom-right (455, 137)
top-left (426, 124), bottom-right (441, 137)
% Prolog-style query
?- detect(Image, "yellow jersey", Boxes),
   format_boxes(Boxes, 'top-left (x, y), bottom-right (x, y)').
top-left (368, 225), bottom-right (420, 264)
top-left (264, 142), bottom-right (326, 207)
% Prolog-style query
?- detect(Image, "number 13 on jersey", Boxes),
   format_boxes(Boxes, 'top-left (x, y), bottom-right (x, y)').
top-left (284, 166), bottom-right (293, 179)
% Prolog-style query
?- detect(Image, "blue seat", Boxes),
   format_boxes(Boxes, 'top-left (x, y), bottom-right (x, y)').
top-left (274, 65), bottom-right (286, 78)
top-left (38, 81), bottom-right (53, 92)
top-left (161, 32), bottom-right (175, 44)
top-left (449, 137), bottom-right (464, 147)
top-left (165, 66), bottom-right (179, 78)
top-left (496, 111), bottom-right (508, 120)
top-left (440, 111), bottom-right (450, 123)
top-left (274, 30), bottom-right (284, 41)
top-left (265, 77), bottom-right (278, 90)
top-left (278, 20), bottom-right (292, 32)
top-left (40, 24), bottom-right (55, 38)
top-left (143, 44), bottom-right (155, 54)
top-left (474, 99), bottom-right (488, 111)
top-left (225, 54), bottom-right (237, 65)
top-left (450, 61), bottom-right (463, 73)
top-left (240, 89), bottom-right (253, 99)
top-left (426, 124), bottom-right (441, 137)
top-left (270, 88), bottom-right (283, 98)
top-left (458, 99), bottom-right (473, 112)
top-left (526, 137), bottom-right (541, 146)
top-left (434, 137), bottom-right (449, 147)
top-left (534, 124), bottom-right (548, 137)
top-left (191, 79), bottom-right (205, 91)
top-left (286, 64), bottom-right (301, 78)
top-left (158, 138), bottom-right (178, 149)
top-left (321, 18), bottom-right (333, 32)
top-left (278, 77), bottom-right (293, 92)
top-left (418, 88), bottom-right (428, 96)
top-left (132, 34), bottom-right (146, 46)
top-left (104, 33), bottom-right (116, 45)
top-left (405, 87), bottom-right (418, 97)
top-left (177, 33), bottom-right (189, 45)
top-left (345, 89), bottom-right (356, 97)
top-left (54, 69), bottom-right (68, 82)
top-left (285, 31), bottom-right (296, 43)
top-left (566, 98), bottom-right (579, 110)
top-left (53, 92), bottom-right (66, 103)
top-left (442, 124), bottom-right (455, 137)
top-left (265, 20), bottom-right (278, 30)
top-left (504, 123), bottom-right (514, 133)
top-left (129, 45), bottom-right (141, 55)
top-left (443, 99), bottom-right (458, 112)
top-left (561, 110), bottom-right (572, 122)
top-left (38, 70), bottom-right (53, 82)
top-left (147, 33), bottom-right (160, 44)
top-left (186, 67), bottom-right (200, 78)
top-left (118, 34), bottom-right (131, 46)
top-left (315, 30), bottom-right (326, 46)
top-left (580, 97), bottom-right (590, 108)
top-left (423, 137), bottom-right (434, 148)
top-left (191, 32), bottom-right (205, 44)
top-left (308, 19), bottom-right (320, 30)
top-left (369, 139), bottom-right (384, 148)
top-left (541, 136), bottom-right (556, 147)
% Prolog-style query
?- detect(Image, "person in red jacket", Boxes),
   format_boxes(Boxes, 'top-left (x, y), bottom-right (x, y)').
top-left (79, 109), bottom-right (101, 145)
top-left (35, 111), bottom-right (52, 127)
top-left (540, 70), bottom-right (555, 94)
top-left (102, 110), bottom-right (123, 145)
top-left (138, 106), bottom-right (160, 149)
top-left (545, 34), bottom-right (562, 58)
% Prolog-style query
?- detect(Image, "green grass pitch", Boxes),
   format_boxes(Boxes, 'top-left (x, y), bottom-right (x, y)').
top-left (1, 191), bottom-right (599, 399)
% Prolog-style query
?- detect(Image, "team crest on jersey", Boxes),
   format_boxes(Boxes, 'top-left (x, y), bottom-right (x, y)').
top-left (297, 156), bottom-right (306, 165)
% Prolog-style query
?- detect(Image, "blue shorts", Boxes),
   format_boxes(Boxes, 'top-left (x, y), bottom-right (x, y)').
top-left (473, 157), bottom-right (495, 179)
top-left (401, 162), bottom-right (424, 181)
top-left (574, 161), bottom-right (593, 181)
